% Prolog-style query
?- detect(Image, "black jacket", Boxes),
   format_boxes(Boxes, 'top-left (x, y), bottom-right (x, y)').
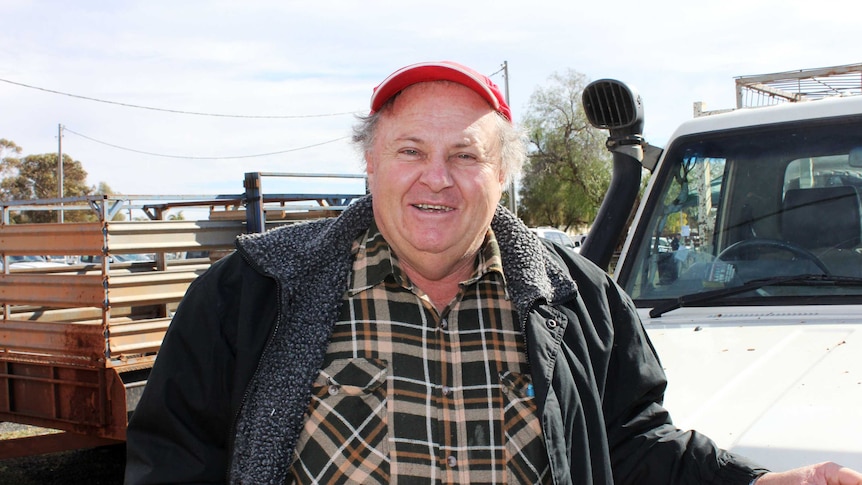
top-left (125, 196), bottom-right (766, 484)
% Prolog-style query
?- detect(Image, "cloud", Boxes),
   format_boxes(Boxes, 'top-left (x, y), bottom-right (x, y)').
top-left (1, 0), bottom-right (859, 196)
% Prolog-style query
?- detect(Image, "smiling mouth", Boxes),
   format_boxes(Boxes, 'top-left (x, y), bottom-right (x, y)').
top-left (413, 203), bottom-right (454, 213)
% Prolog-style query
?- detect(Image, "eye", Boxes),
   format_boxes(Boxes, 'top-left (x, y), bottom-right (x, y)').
top-left (455, 153), bottom-right (477, 161)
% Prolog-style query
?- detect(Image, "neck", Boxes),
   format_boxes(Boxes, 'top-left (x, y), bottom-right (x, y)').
top-left (401, 256), bottom-right (474, 311)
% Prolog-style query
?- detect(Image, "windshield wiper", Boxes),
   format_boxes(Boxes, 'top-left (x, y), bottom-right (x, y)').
top-left (648, 273), bottom-right (862, 318)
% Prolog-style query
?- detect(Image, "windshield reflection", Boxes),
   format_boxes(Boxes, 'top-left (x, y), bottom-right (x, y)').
top-left (619, 117), bottom-right (862, 304)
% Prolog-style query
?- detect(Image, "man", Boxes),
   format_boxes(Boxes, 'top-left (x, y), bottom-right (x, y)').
top-left (125, 61), bottom-right (862, 484)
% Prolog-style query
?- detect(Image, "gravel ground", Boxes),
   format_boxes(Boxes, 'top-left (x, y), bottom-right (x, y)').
top-left (0, 423), bottom-right (125, 485)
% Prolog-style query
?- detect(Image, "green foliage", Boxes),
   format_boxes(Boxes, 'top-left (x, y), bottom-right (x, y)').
top-left (517, 70), bottom-right (612, 232)
top-left (0, 139), bottom-right (23, 181)
top-left (0, 140), bottom-right (115, 223)
top-left (663, 211), bottom-right (687, 236)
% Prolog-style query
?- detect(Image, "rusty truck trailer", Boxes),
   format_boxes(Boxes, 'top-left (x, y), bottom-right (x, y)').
top-left (0, 172), bottom-right (365, 458)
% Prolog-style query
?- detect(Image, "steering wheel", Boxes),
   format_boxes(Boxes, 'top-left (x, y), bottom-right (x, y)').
top-left (717, 238), bottom-right (831, 275)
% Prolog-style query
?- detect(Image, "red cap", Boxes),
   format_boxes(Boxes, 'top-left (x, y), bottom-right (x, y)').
top-left (370, 61), bottom-right (512, 122)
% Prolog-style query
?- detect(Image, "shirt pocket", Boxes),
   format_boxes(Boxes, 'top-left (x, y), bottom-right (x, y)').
top-left (499, 370), bottom-right (550, 483)
top-left (499, 370), bottom-right (535, 400)
top-left (313, 357), bottom-right (388, 399)
top-left (292, 358), bottom-right (391, 482)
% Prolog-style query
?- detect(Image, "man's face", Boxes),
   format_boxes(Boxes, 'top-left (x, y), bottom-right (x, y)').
top-left (366, 81), bottom-right (506, 281)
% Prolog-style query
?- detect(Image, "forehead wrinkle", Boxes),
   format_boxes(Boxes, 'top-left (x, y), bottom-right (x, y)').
top-left (454, 139), bottom-right (479, 149)
top-left (392, 133), bottom-right (482, 149)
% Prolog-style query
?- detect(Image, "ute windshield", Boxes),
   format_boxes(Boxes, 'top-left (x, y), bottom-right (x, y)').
top-left (618, 114), bottom-right (862, 306)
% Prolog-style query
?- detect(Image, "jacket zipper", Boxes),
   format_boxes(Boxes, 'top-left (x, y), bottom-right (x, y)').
top-left (522, 292), bottom-right (578, 485)
top-left (226, 244), bottom-right (285, 483)
top-left (519, 299), bottom-right (538, 368)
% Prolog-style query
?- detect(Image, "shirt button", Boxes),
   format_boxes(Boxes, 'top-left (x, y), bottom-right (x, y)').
top-left (442, 386), bottom-right (452, 396)
top-left (440, 318), bottom-right (448, 330)
top-left (328, 385), bottom-right (340, 396)
top-left (447, 455), bottom-right (457, 468)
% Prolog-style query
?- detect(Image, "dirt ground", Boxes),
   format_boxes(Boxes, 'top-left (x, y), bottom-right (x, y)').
top-left (0, 423), bottom-right (125, 485)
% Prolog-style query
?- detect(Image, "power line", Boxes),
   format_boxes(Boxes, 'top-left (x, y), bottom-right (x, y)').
top-left (489, 64), bottom-right (506, 78)
top-left (63, 127), bottom-right (350, 160)
top-left (0, 77), bottom-right (359, 119)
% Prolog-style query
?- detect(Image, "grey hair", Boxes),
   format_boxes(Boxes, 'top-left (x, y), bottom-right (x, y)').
top-left (352, 95), bottom-right (526, 186)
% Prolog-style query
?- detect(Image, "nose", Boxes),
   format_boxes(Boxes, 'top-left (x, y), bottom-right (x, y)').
top-left (419, 154), bottom-right (454, 192)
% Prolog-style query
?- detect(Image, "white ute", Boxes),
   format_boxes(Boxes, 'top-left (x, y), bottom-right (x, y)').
top-left (579, 66), bottom-right (862, 471)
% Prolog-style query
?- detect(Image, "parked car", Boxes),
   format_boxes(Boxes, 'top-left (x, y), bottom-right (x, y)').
top-left (78, 254), bottom-right (155, 264)
top-left (2, 255), bottom-right (69, 270)
top-left (572, 233), bottom-right (587, 249)
top-left (529, 227), bottom-right (579, 251)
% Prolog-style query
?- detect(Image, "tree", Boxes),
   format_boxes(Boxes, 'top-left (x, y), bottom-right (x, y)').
top-left (0, 138), bottom-right (23, 180)
top-left (0, 140), bottom-right (114, 223)
top-left (517, 70), bottom-right (612, 232)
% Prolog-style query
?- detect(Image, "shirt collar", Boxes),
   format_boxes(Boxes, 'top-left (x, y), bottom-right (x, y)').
top-left (347, 220), bottom-right (506, 295)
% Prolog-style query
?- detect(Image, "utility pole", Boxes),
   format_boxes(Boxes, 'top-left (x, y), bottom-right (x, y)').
top-left (58, 124), bottom-right (64, 223)
top-left (501, 61), bottom-right (517, 216)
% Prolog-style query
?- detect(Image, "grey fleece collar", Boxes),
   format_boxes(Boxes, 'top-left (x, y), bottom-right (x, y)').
top-left (229, 194), bottom-right (577, 484)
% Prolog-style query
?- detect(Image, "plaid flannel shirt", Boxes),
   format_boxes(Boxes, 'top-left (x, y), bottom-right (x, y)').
top-left (289, 223), bottom-right (550, 484)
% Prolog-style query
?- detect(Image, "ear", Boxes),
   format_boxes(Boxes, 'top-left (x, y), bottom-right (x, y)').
top-left (365, 151), bottom-right (375, 174)
top-left (364, 152), bottom-right (377, 193)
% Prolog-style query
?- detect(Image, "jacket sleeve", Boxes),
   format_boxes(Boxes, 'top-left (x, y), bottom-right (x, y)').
top-left (600, 282), bottom-right (768, 484)
top-left (124, 253), bottom-right (275, 484)
top-left (551, 246), bottom-right (769, 484)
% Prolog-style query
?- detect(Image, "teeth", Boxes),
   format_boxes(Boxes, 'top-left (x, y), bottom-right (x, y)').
top-left (415, 204), bottom-right (452, 211)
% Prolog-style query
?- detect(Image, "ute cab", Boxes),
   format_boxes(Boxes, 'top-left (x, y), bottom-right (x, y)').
top-left (581, 80), bottom-right (862, 471)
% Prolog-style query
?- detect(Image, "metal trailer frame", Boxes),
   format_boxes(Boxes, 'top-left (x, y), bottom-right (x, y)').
top-left (0, 172), bottom-right (365, 458)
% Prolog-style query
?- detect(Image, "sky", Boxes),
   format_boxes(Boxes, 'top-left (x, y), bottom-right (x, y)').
top-left (1, 0), bottom-right (860, 201)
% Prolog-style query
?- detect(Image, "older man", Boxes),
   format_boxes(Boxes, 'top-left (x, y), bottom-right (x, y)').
top-left (125, 61), bottom-right (862, 484)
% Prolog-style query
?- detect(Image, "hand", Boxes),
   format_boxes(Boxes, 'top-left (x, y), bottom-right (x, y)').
top-left (756, 462), bottom-right (862, 485)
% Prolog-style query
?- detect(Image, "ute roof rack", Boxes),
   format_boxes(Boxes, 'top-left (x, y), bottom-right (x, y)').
top-left (735, 62), bottom-right (862, 108)
top-left (695, 62), bottom-right (862, 117)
